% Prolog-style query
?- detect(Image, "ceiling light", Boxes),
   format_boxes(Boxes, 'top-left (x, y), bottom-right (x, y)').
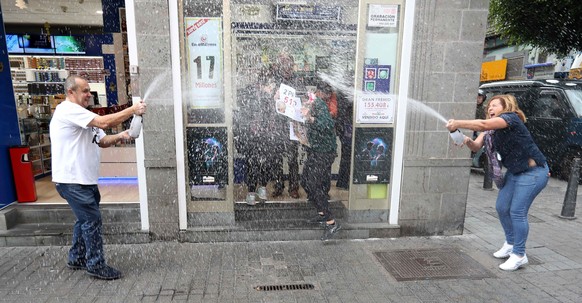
top-left (96, 10), bottom-right (103, 14)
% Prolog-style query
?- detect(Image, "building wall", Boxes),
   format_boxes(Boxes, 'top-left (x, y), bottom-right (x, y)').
top-left (131, 0), bottom-right (491, 238)
top-left (399, 0), bottom-right (489, 235)
top-left (133, 0), bottom-right (179, 240)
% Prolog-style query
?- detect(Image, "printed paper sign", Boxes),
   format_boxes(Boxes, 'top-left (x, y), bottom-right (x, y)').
top-left (368, 4), bottom-right (398, 28)
top-left (356, 93), bottom-right (394, 124)
top-left (185, 18), bottom-right (222, 108)
top-left (289, 121), bottom-right (309, 145)
top-left (276, 84), bottom-right (304, 122)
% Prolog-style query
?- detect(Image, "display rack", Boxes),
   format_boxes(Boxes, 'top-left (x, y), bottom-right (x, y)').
top-left (9, 55), bottom-right (107, 178)
top-left (19, 118), bottom-right (51, 178)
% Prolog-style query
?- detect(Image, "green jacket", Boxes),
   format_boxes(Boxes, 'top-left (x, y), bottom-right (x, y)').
top-left (306, 97), bottom-right (337, 154)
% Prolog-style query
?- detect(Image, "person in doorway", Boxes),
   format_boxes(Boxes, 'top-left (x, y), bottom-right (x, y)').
top-left (335, 90), bottom-right (353, 189)
top-left (446, 94), bottom-right (548, 271)
top-left (317, 82), bottom-right (337, 119)
top-left (271, 52), bottom-right (302, 199)
top-left (50, 75), bottom-right (147, 280)
top-left (236, 68), bottom-right (282, 201)
top-left (300, 81), bottom-right (341, 241)
top-left (471, 90), bottom-right (487, 167)
top-left (313, 81), bottom-right (341, 191)
top-left (475, 89), bottom-right (487, 120)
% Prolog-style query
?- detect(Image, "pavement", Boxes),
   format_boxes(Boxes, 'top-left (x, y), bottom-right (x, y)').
top-left (1, 172), bottom-right (581, 303)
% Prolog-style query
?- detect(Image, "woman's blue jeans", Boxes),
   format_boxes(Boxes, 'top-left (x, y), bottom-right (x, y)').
top-left (496, 165), bottom-right (549, 256)
top-left (55, 183), bottom-right (105, 270)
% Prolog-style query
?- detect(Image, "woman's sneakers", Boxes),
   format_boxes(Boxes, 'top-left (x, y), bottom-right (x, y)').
top-left (493, 242), bottom-right (513, 259)
top-left (499, 253), bottom-right (528, 271)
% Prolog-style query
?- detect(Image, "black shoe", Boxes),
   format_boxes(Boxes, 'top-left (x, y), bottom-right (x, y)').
top-left (272, 188), bottom-right (284, 197)
top-left (321, 222), bottom-right (341, 241)
top-left (66, 260), bottom-right (86, 270)
top-left (289, 189), bottom-right (300, 199)
top-left (87, 265), bottom-right (122, 280)
top-left (307, 214), bottom-right (326, 225)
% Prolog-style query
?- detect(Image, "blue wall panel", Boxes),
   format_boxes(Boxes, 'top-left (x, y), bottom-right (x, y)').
top-left (0, 4), bottom-right (21, 208)
top-left (102, 0), bottom-right (125, 33)
top-left (103, 54), bottom-right (118, 106)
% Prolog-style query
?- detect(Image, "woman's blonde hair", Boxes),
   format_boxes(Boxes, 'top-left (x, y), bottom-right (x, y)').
top-left (488, 94), bottom-right (527, 122)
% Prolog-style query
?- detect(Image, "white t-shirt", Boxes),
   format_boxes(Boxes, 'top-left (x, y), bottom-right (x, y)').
top-left (50, 100), bottom-right (105, 185)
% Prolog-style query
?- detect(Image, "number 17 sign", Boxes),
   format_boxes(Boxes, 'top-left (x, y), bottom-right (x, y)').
top-left (185, 17), bottom-right (222, 109)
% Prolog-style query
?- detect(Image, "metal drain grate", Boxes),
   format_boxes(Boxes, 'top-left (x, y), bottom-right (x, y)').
top-left (374, 248), bottom-right (495, 281)
top-left (255, 283), bottom-right (315, 291)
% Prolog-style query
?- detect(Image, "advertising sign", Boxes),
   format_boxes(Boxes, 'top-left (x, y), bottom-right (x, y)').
top-left (276, 4), bottom-right (341, 22)
top-left (353, 128), bottom-right (393, 184)
top-left (5, 34), bottom-right (24, 53)
top-left (480, 59), bottom-right (507, 82)
top-left (187, 127), bottom-right (228, 186)
top-left (356, 93), bottom-right (394, 124)
top-left (368, 4), bottom-right (398, 28)
top-left (185, 18), bottom-right (223, 109)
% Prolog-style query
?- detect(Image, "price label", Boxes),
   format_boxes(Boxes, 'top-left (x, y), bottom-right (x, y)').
top-left (357, 93), bottom-right (394, 123)
top-left (364, 102), bottom-right (388, 109)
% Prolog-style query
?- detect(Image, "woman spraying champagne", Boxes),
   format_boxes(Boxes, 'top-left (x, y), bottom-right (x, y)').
top-left (446, 94), bottom-right (549, 271)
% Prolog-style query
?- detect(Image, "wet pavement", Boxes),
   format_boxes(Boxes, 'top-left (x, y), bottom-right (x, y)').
top-left (1, 172), bottom-right (581, 303)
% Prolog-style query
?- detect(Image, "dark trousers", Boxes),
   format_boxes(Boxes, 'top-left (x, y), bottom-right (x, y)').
top-left (301, 151), bottom-right (335, 221)
top-left (274, 140), bottom-right (299, 192)
top-left (336, 134), bottom-right (352, 188)
top-left (245, 150), bottom-right (272, 193)
top-left (55, 183), bottom-right (105, 271)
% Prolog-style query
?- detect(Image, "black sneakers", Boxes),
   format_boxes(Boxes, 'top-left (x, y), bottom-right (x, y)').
top-left (66, 260), bottom-right (86, 270)
top-left (307, 214), bottom-right (326, 225)
top-left (87, 265), bottom-right (122, 280)
top-left (321, 222), bottom-right (341, 241)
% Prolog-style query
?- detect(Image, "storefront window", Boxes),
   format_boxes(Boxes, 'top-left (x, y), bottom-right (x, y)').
top-left (183, 1), bottom-right (225, 124)
top-left (182, 1), bottom-right (228, 201)
top-left (229, 1), bottom-right (357, 203)
top-left (352, 2), bottom-right (401, 199)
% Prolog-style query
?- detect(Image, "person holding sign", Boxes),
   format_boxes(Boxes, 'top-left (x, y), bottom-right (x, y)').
top-left (234, 69), bottom-right (283, 201)
top-left (271, 52), bottom-right (302, 199)
top-left (301, 82), bottom-right (341, 241)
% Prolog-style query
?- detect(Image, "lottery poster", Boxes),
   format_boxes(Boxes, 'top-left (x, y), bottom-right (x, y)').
top-left (356, 93), bottom-right (394, 124)
top-left (363, 64), bottom-right (391, 93)
top-left (185, 17), bottom-right (223, 109)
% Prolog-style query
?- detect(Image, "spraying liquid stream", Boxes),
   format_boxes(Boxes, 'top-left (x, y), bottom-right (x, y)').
top-left (318, 71), bottom-right (459, 144)
top-left (405, 98), bottom-right (447, 123)
top-left (142, 70), bottom-right (172, 102)
top-left (318, 70), bottom-right (447, 123)
top-left (129, 70), bottom-right (171, 138)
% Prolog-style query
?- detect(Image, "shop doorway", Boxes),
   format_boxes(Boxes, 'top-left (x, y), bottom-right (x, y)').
top-left (2, 1), bottom-right (141, 205)
top-left (230, 24), bottom-right (356, 203)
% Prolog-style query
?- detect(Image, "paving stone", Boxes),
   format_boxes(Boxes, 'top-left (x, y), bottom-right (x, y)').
top-left (0, 173), bottom-right (580, 302)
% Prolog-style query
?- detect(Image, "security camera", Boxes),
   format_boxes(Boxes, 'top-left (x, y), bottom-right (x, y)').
top-left (61, 6), bottom-right (68, 13)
